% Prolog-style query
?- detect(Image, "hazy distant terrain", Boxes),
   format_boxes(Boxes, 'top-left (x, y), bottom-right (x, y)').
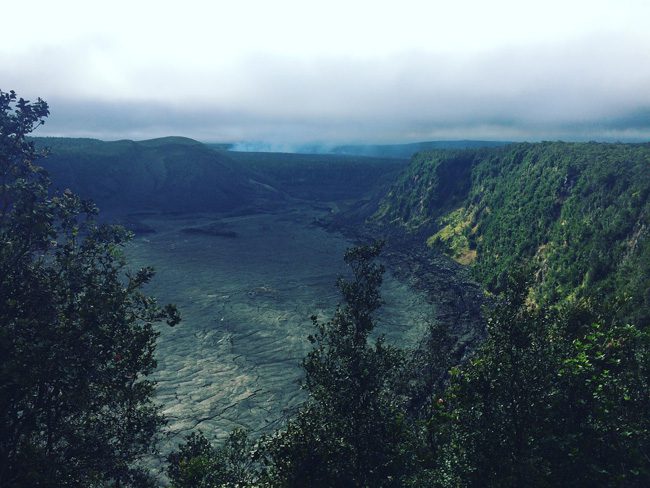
top-left (327, 140), bottom-right (509, 159)
top-left (212, 139), bottom-right (508, 159)
top-left (34, 137), bottom-right (410, 215)
top-left (222, 150), bottom-right (406, 201)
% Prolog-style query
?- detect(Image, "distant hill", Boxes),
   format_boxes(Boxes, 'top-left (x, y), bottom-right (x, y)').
top-left (32, 137), bottom-right (267, 215)
top-left (204, 140), bottom-right (508, 159)
top-left (223, 150), bottom-right (407, 201)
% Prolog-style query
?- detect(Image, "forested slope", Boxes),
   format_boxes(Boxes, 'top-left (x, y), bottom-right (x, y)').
top-left (370, 142), bottom-right (650, 325)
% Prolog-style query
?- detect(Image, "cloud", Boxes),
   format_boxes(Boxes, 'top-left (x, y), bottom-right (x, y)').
top-left (4, 14), bottom-right (649, 144)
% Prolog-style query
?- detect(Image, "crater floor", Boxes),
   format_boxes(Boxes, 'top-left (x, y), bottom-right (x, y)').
top-left (125, 203), bottom-right (434, 455)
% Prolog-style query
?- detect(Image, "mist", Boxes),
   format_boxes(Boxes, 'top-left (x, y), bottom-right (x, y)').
top-left (3, 1), bottom-right (649, 143)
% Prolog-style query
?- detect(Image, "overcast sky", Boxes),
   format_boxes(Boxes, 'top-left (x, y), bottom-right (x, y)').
top-left (2, 0), bottom-right (650, 143)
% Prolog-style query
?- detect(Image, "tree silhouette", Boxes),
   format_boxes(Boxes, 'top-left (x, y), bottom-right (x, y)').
top-left (0, 90), bottom-right (179, 487)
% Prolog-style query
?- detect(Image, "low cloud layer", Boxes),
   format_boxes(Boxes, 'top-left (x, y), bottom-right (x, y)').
top-left (3, 1), bottom-right (650, 143)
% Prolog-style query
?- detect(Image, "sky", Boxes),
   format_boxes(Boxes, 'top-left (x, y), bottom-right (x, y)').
top-left (2, 0), bottom-right (650, 144)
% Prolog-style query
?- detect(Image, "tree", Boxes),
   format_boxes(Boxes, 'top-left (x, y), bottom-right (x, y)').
top-left (259, 242), bottom-right (418, 487)
top-left (435, 275), bottom-right (650, 487)
top-left (436, 279), bottom-right (560, 487)
top-left (555, 321), bottom-right (650, 485)
top-left (166, 430), bottom-right (256, 488)
top-left (0, 90), bottom-right (180, 487)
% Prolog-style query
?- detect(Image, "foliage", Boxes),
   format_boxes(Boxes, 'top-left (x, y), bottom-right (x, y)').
top-left (555, 321), bottom-right (650, 485)
top-left (371, 150), bottom-right (478, 229)
top-left (434, 278), bottom-right (650, 487)
top-left (258, 242), bottom-right (420, 487)
top-left (434, 278), bottom-right (568, 486)
top-left (166, 430), bottom-right (256, 488)
top-left (368, 142), bottom-right (650, 483)
top-left (0, 90), bottom-right (179, 487)
top-left (426, 207), bottom-right (477, 265)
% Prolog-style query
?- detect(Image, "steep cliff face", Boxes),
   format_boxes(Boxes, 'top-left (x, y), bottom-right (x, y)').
top-left (368, 142), bottom-right (650, 325)
top-left (371, 149), bottom-right (482, 230)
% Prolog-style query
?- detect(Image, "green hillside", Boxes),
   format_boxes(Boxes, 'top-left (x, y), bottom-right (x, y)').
top-left (369, 142), bottom-right (650, 325)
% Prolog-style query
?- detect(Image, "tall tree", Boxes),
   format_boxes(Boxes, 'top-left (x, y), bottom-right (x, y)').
top-left (260, 243), bottom-right (417, 487)
top-left (435, 278), bottom-right (650, 487)
top-left (0, 90), bottom-right (179, 487)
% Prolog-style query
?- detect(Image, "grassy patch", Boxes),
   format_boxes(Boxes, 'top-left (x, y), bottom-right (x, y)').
top-left (427, 207), bottom-right (477, 264)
